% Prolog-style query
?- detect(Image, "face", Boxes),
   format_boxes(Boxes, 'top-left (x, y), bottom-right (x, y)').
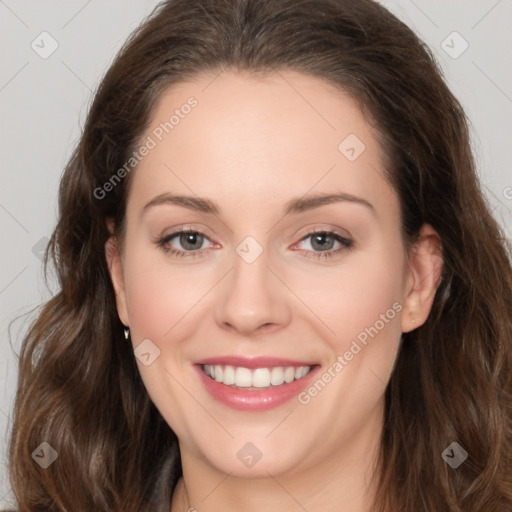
top-left (106, 69), bottom-right (441, 480)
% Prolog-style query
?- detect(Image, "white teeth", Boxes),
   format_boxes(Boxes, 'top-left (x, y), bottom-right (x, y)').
top-left (202, 364), bottom-right (312, 388)
top-left (235, 367), bottom-right (252, 387)
top-left (284, 367), bottom-right (295, 383)
top-left (223, 365), bottom-right (236, 385)
top-left (270, 367), bottom-right (285, 386)
top-left (214, 365), bottom-right (223, 382)
top-left (252, 368), bottom-right (270, 388)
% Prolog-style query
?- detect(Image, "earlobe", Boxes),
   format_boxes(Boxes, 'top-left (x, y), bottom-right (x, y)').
top-left (105, 234), bottom-right (130, 327)
top-left (401, 224), bottom-right (443, 333)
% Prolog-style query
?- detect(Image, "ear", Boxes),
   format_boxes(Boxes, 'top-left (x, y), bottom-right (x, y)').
top-left (401, 223), bottom-right (443, 333)
top-left (105, 218), bottom-right (130, 327)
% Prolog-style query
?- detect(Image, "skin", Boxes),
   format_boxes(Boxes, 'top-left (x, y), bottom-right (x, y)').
top-left (105, 69), bottom-right (443, 512)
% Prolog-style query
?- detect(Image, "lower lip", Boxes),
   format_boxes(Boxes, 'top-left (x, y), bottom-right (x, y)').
top-left (195, 365), bottom-right (320, 411)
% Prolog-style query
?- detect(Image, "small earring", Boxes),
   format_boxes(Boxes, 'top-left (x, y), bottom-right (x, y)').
top-left (411, 318), bottom-right (416, 324)
top-left (124, 327), bottom-right (130, 340)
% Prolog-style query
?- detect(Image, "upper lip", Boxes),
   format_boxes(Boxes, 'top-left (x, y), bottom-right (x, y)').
top-left (195, 356), bottom-right (318, 369)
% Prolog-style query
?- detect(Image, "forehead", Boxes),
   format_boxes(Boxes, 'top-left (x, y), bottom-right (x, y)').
top-left (127, 69), bottom-right (397, 222)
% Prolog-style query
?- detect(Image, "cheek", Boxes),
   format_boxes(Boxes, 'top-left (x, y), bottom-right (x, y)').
top-left (293, 254), bottom-right (404, 429)
top-left (293, 247), bottom-right (405, 353)
top-left (124, 266), bottom-right (170, 340)
top-left (121, 248), bottom-right (212, 434)
top-left (122, 245), bottom-right (220, 345)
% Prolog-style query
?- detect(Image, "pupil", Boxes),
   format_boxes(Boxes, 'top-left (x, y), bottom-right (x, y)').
top-left (312, 233), bottom-right (334, 251)
top-left (181, 232), bottom-right (203, 250)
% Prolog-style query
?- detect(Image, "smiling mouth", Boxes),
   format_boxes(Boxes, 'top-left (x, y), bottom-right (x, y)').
top-left (201, 364), bottom-right (313, 389)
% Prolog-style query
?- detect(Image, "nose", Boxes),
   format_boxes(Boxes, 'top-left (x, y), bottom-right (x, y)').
top-left (214, 246), bottom-right (292, 337)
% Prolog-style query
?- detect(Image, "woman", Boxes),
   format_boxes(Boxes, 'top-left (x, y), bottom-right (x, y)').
top-left (8, 0), bottom-right (512, 510)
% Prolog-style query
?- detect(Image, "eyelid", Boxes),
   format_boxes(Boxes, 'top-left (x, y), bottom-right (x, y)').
top-left (291, 227), bottom-right (353, 251)
top-left (159, 224), bottom-right (216, 242)
top-left (291, 224), bottom-right (352, 244)
top-left (155, 225), bottom-right (218, 257)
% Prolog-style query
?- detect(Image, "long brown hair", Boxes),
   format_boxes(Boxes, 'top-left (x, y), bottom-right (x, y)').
top-left (8, 0), bottom-right (512, 510)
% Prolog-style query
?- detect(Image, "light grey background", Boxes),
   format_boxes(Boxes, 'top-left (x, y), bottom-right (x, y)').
top-left (0, 0), bottom-right (510, 507)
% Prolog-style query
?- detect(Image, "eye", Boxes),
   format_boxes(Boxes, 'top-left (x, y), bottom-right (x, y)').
top-left (156, 228), bottom-right (214, 258)
top-left (293, 229), bottom-right (353, 259)
top-left (156, 227), bottom-right (353, 260)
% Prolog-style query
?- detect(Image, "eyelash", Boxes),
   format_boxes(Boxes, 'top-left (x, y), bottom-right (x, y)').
top-left (156, 228), bottom-right (353, 260)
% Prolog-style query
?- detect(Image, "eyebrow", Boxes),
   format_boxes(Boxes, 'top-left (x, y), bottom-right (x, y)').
top-left (141, 191), bottom-right (375, 217)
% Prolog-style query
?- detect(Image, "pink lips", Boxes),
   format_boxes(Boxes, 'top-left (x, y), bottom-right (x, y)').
top-left (195, 355), bottom-right (316, 368)
top-left (194, 356), bottom-right (320, 411)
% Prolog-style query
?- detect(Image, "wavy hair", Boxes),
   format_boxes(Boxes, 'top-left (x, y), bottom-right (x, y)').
top-left (8, 0), bottom-right (512, 510)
